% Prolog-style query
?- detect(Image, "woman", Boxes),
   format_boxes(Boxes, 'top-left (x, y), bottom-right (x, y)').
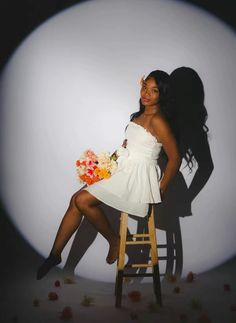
top-left (37, 70), bottom-right (181, 280)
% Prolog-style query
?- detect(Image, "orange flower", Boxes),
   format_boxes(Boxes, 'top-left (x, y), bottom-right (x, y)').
top-left (60, 306), bottom-right (73, 320)
top-left (97, 168), bottom-right (110, 179)
top-left (48, 292), bottom-right (59, 301)
top-left (186, 271), bottom-right (195, 283)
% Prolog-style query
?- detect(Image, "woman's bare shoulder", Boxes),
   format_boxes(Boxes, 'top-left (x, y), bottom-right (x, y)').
top-left (150, 112), bottom-right (170, 131)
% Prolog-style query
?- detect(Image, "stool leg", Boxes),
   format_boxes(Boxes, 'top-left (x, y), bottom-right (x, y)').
top-left (115, 212), bottom-right (128, 308)
top-left (148, 207), bottom-right (162, 306)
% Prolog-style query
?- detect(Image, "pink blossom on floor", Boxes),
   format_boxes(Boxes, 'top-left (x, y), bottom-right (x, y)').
top-left (54, 280), bottom-right (61, 287)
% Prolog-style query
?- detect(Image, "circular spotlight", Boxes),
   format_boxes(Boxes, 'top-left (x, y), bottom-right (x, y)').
top-left (0, 0), bottom-right (235, 282)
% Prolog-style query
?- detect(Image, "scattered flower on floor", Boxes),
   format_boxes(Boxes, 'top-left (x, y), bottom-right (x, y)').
top-left (64, 276), bottom-right (76, 284)
top-left (48, 292), bottom-right (59, 301)
top-left (60, 306), bottom-right (73, 320)
top-left (186, 271), bottom-right (195, 283)
top-left (80, 295), bottom-right (95, 307)
top-left (54, 280), bottom-right (61, 287)
top-left (128, 290), bottom-right (141, 302)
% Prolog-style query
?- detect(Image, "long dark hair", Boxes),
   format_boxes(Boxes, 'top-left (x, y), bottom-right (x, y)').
top-left (169, 67), bottom-right (209, 170)
top-left (130, 70), bottom-right (171, 121)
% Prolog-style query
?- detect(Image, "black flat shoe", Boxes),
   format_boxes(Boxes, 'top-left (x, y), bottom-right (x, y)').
top-left (36, 254), bottom-right (61, 280)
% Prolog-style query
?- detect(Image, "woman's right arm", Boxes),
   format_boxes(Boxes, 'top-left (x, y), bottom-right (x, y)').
top-left (151, 115), bottom-right (181, 196)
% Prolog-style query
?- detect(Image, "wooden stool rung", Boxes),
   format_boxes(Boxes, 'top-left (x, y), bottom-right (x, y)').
top-left (125, 263), bottom-right (153, 268)
top-left (126, 240), bottom-right (151, 245)
top-left (127, 233), bottom-right (150, 238)
top-left (123, 273), bottom-right (157, 278)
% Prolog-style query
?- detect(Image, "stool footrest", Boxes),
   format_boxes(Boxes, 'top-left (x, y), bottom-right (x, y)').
top-left (125, 263), bottom-right (153, 268)
top-left (123, 273), bottom-right (156, 278)
top-left (127, 233), bottom-right (150, 238)
top-left (126, 241), bottom-right (151, 245)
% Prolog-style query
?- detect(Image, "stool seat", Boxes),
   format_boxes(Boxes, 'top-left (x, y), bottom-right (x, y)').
top-left (115, 205), bottom-right (162, 307)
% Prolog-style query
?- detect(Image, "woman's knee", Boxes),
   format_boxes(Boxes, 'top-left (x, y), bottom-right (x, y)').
top-left (74, 190), bottom-right (95, 212)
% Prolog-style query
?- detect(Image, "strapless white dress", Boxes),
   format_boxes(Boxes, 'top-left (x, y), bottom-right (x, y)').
top-left (84, 121), bottom-right (163, 217)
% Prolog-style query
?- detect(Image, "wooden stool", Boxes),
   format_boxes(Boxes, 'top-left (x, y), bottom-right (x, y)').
top-left (115, 205), bottom-right (162, 307)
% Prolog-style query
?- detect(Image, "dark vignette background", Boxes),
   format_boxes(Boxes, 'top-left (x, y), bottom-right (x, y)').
top-left (0, 0), bottom-right (235, 72)
top-left (0, 0), bottom-right (235, 308)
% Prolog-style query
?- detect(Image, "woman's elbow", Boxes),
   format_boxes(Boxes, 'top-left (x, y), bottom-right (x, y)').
top-left (172, 154), bottom-right (181, 171)
top-left (176, 155), bottom-right (182, 170)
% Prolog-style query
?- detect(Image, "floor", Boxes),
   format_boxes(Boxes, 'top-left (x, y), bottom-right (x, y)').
top-left (1, 207), bottom-right (236, 323)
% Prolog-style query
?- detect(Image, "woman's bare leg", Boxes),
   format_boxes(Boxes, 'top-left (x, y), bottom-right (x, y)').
top-left (37, 190), bottom-right (84, 280)
top-left (50, 194), bottom-right (83, 257)
top-left (37, 189), bottom-right (118, 279)
top-left (74, 190), bottom-right (119, 264)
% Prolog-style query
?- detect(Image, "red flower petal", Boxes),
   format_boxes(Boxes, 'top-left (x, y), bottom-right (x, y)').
top-left (60, 306), bottom-right (73, 320)
top-left (186, 271), bottom-right (195, 283)
top-left (128, 290), bottom-right (141, 302)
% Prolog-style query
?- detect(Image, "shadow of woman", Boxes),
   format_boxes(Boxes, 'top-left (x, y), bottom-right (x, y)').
top-left (127, 67), bottom-right (214, 279)
top-left (64, 67), bottom-right (214, 281)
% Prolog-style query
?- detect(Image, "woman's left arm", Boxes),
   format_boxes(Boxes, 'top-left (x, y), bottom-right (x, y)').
top-left (151, 116), bottom-right (181, 196)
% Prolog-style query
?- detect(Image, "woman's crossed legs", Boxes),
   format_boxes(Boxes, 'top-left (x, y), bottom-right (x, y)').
top-left (37, 190), bottom-right (119, 280)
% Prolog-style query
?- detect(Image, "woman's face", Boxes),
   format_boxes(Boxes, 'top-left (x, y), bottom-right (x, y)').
top-left (140, 77), bottom-right (160, 107)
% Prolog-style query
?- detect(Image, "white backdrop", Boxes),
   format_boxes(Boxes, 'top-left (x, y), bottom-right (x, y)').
top-left (0, 0), bottom-right (236, 282)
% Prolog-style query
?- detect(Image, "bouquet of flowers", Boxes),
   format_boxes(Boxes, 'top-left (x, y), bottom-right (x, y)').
top-left (76, 149), bottom-right (118, 185)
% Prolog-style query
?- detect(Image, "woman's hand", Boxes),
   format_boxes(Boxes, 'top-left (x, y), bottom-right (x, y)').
top-left (122, 139), bottom-right (127, 148)
top-left (110, 139), bottom-right (128, 161)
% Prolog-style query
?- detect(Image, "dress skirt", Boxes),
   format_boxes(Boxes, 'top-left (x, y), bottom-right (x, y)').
top-left (84, 121), bottom-right (163, 217)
